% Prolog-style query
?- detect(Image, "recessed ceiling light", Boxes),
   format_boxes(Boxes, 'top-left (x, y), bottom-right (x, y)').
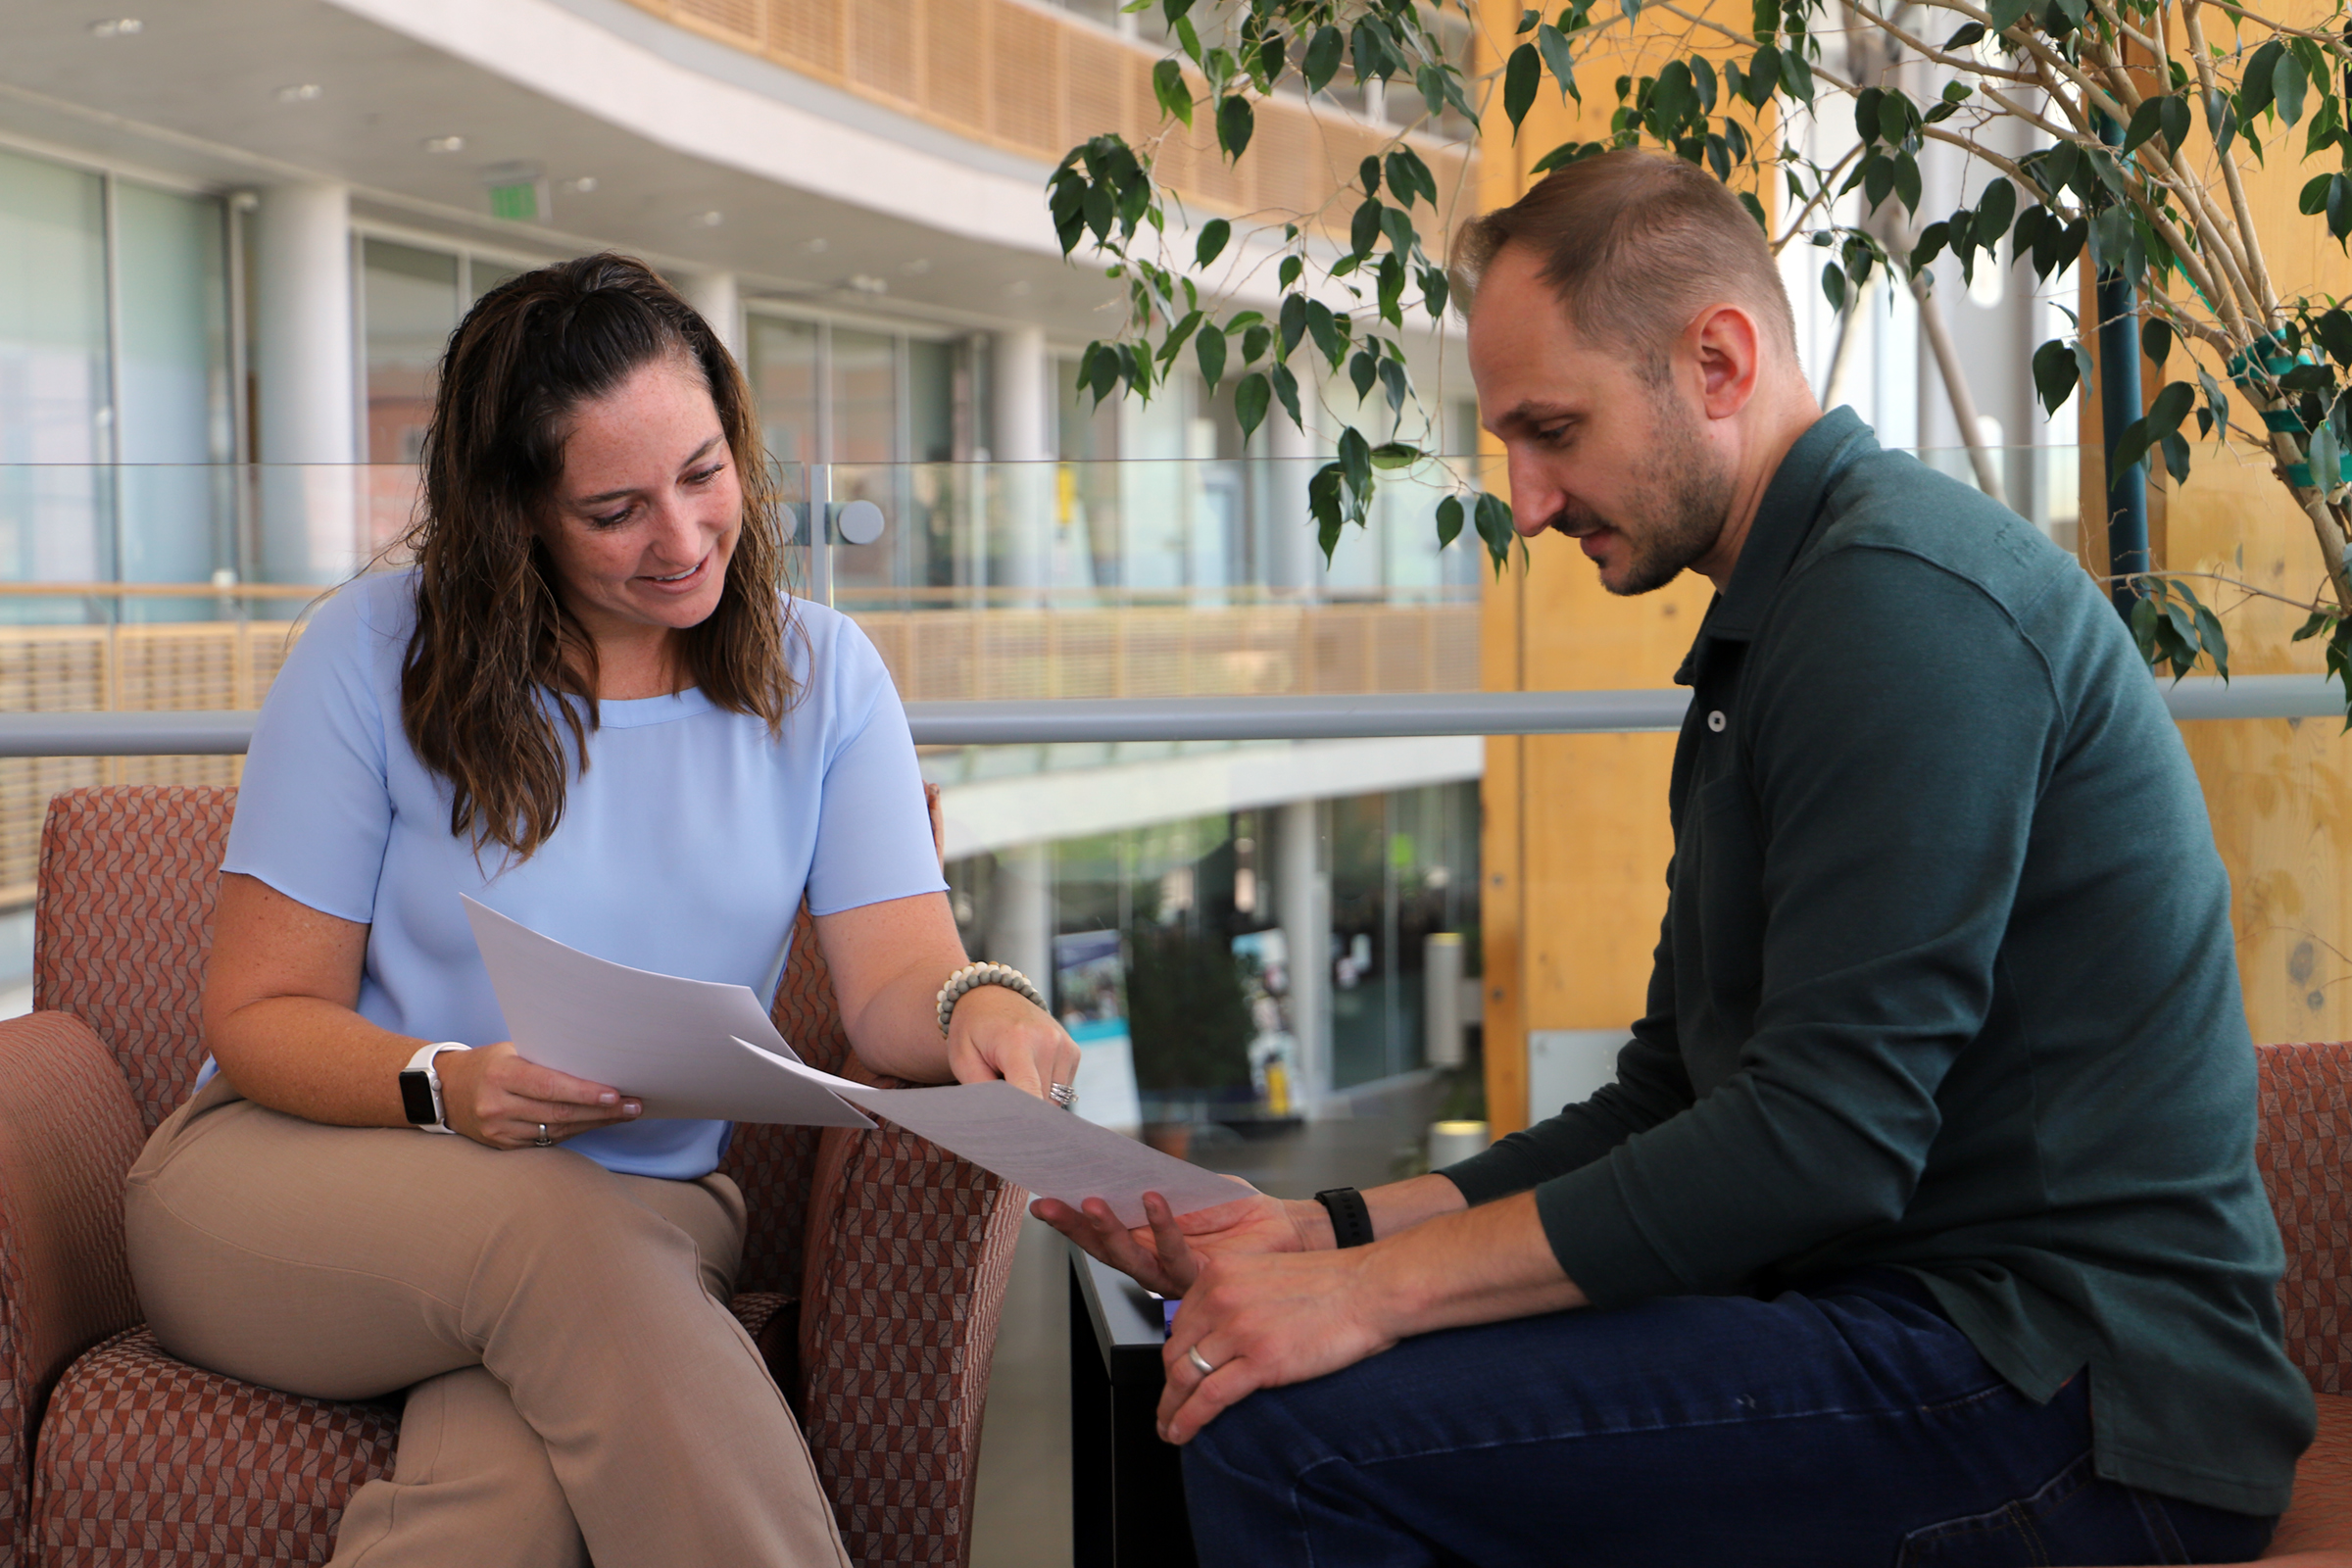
top-left (900, 259), bottom-right (932, 276)
top-left (845, 274), bottom-right (889, 295)
top-left (799, 237), bottom-right (829, 255)
top-left (560, 176), bottom-right (599, 194)
top-left (1003, 279), bottom-right (1034, 298)
top-left (88, 19), bottom-right (143, 37)
top-left (275, 83), bottom-right (322, 104)
top-left (689, 210), bottom-right (724, 228)
top-left (421, 135), bottom-right (466, 154)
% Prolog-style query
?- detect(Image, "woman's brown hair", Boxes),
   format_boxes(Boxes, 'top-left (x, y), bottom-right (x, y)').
top-left (400, 252), bottom-right (793, 861)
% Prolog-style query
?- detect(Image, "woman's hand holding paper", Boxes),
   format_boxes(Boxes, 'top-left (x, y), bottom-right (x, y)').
top-left (436, 1042), bottom-right (643, 1150)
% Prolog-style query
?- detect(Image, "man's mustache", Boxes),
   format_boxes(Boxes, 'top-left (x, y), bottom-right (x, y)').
top-left (1546, 503), bottom-right (1609, 539)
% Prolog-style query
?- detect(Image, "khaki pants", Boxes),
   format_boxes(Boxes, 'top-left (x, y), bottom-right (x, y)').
top-left (124, 1080), bottom-right (851, 1568)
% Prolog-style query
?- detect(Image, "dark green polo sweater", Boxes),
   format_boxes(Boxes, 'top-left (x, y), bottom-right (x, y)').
top-left (1443, 408), bottom-right (2314, 1515)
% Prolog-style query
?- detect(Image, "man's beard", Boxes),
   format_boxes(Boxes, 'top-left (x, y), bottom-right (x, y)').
top-left (1552, 392), bottom-right (1738, 597)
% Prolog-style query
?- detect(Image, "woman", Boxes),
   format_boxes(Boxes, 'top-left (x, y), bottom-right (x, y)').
top-left (122, 254), bottom-right (1077, 1567)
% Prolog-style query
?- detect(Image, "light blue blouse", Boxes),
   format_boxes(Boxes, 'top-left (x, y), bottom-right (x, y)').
top-left (219, 570), bottom-right (947, 1178)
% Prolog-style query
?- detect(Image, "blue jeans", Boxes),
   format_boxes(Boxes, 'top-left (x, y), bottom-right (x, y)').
top-left (1181, 1272), bottom-right (2275, 1567)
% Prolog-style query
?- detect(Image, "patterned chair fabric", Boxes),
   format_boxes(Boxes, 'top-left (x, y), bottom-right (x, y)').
top-left (2256, 1042), bottom-right (2352, 1396)
top-left (4, 785), bottom-right (1020, 1567)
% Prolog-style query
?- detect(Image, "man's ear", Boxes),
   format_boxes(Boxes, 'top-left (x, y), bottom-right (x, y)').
top-left (1685, 303), bottom-right (1766, 420)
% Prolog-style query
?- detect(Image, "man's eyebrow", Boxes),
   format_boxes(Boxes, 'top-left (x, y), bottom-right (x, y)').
top-left (1486, 402), bottom-right (1577, 436)
top-left (572, 435), bottom-right (725, 507)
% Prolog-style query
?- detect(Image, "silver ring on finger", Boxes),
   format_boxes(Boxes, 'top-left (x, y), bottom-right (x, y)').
top-left (1186, 1346), bottom-right (1216, 1378)
top-left (534, 1123), bottom-right (553, 1148)
top-left (1049, 1081), bottom-right (1079, 1110)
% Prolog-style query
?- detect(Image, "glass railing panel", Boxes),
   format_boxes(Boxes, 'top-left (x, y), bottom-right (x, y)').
top-left (935, 759), bottom-right (1484, 1129)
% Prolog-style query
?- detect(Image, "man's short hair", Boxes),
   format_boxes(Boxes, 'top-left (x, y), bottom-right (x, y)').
top-left (1451, 150), bottom-right (1797, 373)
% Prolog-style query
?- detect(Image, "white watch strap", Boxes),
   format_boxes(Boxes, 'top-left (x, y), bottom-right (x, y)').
top-left (404, 1042), bottom-right (466, 1133)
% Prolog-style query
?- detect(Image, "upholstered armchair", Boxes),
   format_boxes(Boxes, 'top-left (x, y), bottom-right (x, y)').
top-left (0, 784), bottom-right (1022, 1567)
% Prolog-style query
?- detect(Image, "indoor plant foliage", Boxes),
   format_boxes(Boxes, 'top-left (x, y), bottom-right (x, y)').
top-left (1048, 0), bottom-right (2352, 701)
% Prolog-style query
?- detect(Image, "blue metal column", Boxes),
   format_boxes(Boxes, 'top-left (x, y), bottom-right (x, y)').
top-left (2095, 120), bottom-right (2149, 615)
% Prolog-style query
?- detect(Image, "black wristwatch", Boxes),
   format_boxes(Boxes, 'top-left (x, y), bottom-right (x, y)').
top-left (1314, 1186), bottom-right (1376, 1249)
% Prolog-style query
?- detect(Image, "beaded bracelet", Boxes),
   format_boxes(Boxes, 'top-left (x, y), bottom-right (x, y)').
top-left (935, 961), bottom-right (1049, 1037)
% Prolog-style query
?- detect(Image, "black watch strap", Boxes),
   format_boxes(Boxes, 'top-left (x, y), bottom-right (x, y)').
top-left (1314, 1186), bottom-right (1376, 1249)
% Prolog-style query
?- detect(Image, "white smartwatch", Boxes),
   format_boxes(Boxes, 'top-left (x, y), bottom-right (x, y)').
top-left (399, 1043), bottom-right (466, 1134)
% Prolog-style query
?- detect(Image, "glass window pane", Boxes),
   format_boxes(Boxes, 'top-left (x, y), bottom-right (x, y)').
top-left (830, 327), bottom-right (897, 464)
top-left (467, 257), bottom-right (525, 302)
top-left (363, 238), bottom-right (460, 465)
top-left (750, 315), bottom-right (819, 468)
top-left (114, 181), bottom-right (233, 612)
top-left (0, 146), bottom-right (110, 604)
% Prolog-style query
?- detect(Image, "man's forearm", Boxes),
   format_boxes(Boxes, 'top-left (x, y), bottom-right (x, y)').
top-left (1283, 1171), bottom-right (1474, 1249)
top-left (1366, 1191), bottom-right (1588, 1336)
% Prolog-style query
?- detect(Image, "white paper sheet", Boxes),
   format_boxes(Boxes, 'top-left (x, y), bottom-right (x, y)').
top-left (734, 1037), bottom-right (1254, 1225)
top-left (462, 897), bottom-right (873, 1128)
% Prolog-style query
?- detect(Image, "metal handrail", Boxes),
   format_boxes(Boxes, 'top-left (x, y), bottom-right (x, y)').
top-left (0, 677), bottom-right (2338, 756)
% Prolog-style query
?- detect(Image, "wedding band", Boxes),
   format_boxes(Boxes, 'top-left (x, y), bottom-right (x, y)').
top-left (1186, 1346), bottom-right (1216, 1378)
top-left (1049, 1082), bottom-right (1078, 1110)
top-left (534, 1123), bottom-right (552, 1148)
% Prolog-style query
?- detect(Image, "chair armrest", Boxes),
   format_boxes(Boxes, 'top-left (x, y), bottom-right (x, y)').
top-left (798, 1116), bottom-right (1026, 1565)
top-left (0, 1012), bottom-right (147, 1561)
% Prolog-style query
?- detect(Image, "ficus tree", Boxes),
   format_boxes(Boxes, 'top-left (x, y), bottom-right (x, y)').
top-left (1046, 0), bottom-right (2352, 704)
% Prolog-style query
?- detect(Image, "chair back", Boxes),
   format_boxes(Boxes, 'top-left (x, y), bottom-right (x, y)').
top-left (2255, 1041), bottom-right (2352, 1396)
top-left (33, 787), bottom-right (234, 1133)
top-left (720, 905), bottom-right (853, 1298)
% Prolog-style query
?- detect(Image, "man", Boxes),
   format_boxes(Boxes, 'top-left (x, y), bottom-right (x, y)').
top-left (1041, 150), bottom-right (2314, 1566)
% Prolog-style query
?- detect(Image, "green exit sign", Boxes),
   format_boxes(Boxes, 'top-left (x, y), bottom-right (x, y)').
top-left (488, 181), bottom-right (538, 221)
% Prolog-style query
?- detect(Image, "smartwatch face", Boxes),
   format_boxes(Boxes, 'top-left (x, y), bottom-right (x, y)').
top-left (398, 1069), bottom-right (440, 1126)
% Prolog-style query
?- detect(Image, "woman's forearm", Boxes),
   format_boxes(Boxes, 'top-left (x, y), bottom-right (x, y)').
top-left (210, 995), bottom-right (423, 1126)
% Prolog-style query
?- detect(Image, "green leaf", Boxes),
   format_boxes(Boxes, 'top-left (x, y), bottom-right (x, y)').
top-left (2123, 96), bottom-right (2167, 157)
top-left (1987, 0), bottom-right (2032, 29)
top-left (1743, 46), bottom-right (1780, 109)
top-left (1943, 21), bottom-right (1985, 47)
top-left (1194, 218), bottom-right (1230, 268)
top-left (1359, 155), bottom-right (1383, 198)
top-left (2331, 176), bottom-right (2352, 242)
top-left (1302, 24), bottom-right (1344, 94)
top-left (2294, 609), bottom-right (2334, 643)
top-left (1305, 300), bottom-right (1349, 368)
top-left (1893, 153), bottom-right (1923, 215)
top-left (1349, 198), bottom-right (1383, 260)
top-left (1369, 441), bottom-right (1419, 469)
top-left (1535, 24), bottom-right (1579, 104)
top-left (1386, 148), bottom-right (1436, 207)
top-left (1436, 494), bottom-right (1465, 551)
top-left (1504, 42), bottom-right (1542, 131)
top-left (1349, 348), bottom-right (1378, 401)
top-left (1215, 95), bottom-right (1253, 160)
top-left (2147, 379), bottom-right (2195, 438)
top-left (1196, 323), bottom-right (1228, 390)
top-left (1269, 362), bottom-right (1303, 430)
top-left (2033, 337), bottom-right (2081, 415)
top-left (1975, 177), bottom-right (2016, 240)
top-left (2161, 429), bottom-right (2192, 484)
top-left (2111, 413), bottom-right (2155, 476)
top-left (1153, 58), bottom-right (1194, 127)
top-left (1278, 255), bottom-right (1302, 291)
top-left (1310, 463), bottom-right (1346, 561)
top-left (1338, 426), bottom-right (1373, 497)
top-left (1421, 266), bottom-right (1451, 320)
top-left (1378, 357), bottom-right (1409, 418)
top-left (2275, 47), bottom-right (2308, 127)
top-left (1234, 371), bottom-right (1270, 442)
top-left (2160, 94), bottom-right (2192, 159)
top-left (2141, 318), bottom-right (2173, 368)
top-left (2242, 40), bottom-right (2283, 121)
top-left (1781, 46), bottom-right (1814, 103)
top-left (1279, 293), bottom-right (1307, 356)
top-left (2205, 89), bottom-right (2238, 157)
top-left (1241, 323), bottom-right (1272, 364)
top-left (2317, 309), bottom-right (2352, 368)
top-left (1474, 492), bottom-right (1516, 574)
top-left (1821, 263), bottom-right (1846, 313)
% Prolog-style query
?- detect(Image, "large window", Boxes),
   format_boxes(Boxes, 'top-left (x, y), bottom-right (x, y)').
top-left (358, 237), bottom-right (544, 465)
top-left (0, 145), bottom-right (231, 620)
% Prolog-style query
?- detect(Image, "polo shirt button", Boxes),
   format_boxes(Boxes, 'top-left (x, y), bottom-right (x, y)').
top-left (1707, 710), bottom-right (1727, 732)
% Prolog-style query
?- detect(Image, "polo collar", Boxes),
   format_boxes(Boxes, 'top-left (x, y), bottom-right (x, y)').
top-left (1675, 407), bottom-right (1876, 684)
